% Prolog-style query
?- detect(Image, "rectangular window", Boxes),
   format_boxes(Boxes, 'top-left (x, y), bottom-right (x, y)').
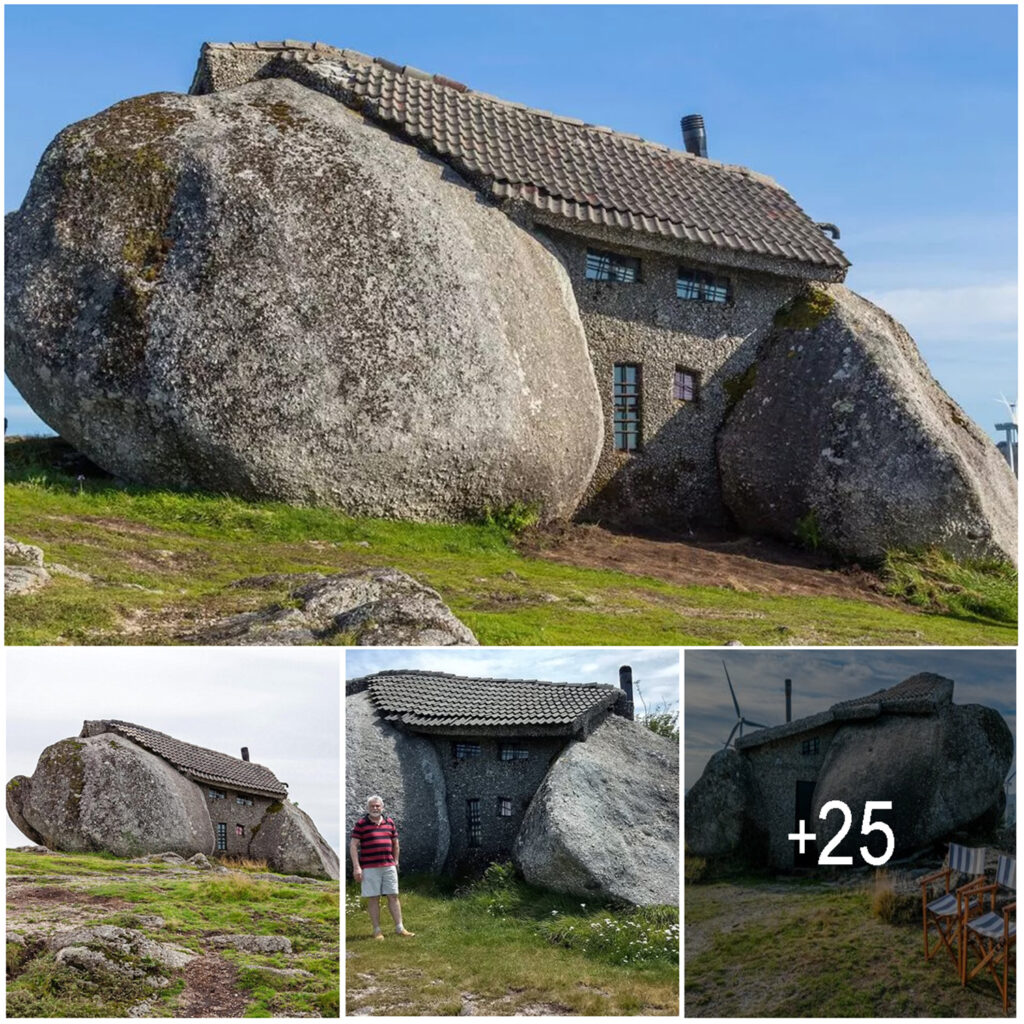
top-left (216, 823), bottom-right (227, 851)
top-left (453, 742), bottom-right (481, 759)
top-left (677, 267), bottom-right (731, 303)
top-left (613, 364), bottom-right (641, 451)
top-left (499, 744), bottom-right (529, 761)
top-left (235, 824), bottom-right (245, 837)
top-left (208, 789), bottom-right (226, 800)
top-left (235, 796), bottom-right (253, 806)
top-left (673, 368), bottom-right (698, 402)
top-left (467, 799), bottom-right (482, 847)
top-left (497, 797), bottom-right (513, 817)
top-left (586, 248), bottom-right (639, 284)
top-left (801, 737), bottom-right (820, 756)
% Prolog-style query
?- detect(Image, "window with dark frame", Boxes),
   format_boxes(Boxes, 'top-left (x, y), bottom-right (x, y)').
top-left (235, 796), bottom-right (253, 806)
top-left (613, 364), bottom-right (641, 451)
top-left (235, 824), bottom-right (245, 837)
top-left (801, 737), bottom-right (820, 756)
top-left (208, 789), bottom-right (226, 800)
top-left (453, 742), bottom-right (481, 759)
top-left (497, 797), bottom-right (513, 817)
top-left (467, 799), bottom-right (482, 847)
top-left (216, 822), bottom-right (227, 851)
top-left (677, 267), bottom-right (731, 303)
top-left (586, 248), bottom-right (640, 283)
top-left (673, 368), bottom-right (698, 402)
top-left (499, 744), bottom-right (529, 761)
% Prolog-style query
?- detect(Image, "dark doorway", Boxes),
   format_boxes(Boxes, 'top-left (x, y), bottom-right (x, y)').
top-left (794, 781), bottom-right (817, 868)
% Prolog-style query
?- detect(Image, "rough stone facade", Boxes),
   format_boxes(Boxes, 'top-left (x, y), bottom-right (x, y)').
top-left (430, 735), bottom-right (566, 873)
top-left (541, 225), bottom-right (802, 527)
top-left (198, 786), bottom-right (275, 858)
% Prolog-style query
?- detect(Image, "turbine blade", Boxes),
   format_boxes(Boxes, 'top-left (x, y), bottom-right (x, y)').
top-left (744, 719), bottom-right (769, 730)
top-left (723, 721), bottom-right (741, 748)
top-left (722, 660), bottom-right (742, 719)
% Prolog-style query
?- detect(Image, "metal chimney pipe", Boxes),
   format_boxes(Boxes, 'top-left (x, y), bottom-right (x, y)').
top-left (616, 666), bottom-right (635, 721)
top-left (241, 746), bottom-right (250, 762)
top-left (784, 680), bottom-right (792, 723)
top-left (681, 114), bottom-right (708, 158)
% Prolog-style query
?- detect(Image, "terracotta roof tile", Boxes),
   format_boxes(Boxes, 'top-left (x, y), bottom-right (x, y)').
top-left (93, 720), bottom-right (288, 798)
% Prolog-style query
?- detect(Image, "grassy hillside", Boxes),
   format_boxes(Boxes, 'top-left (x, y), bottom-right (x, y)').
top-left (5, 438), bottom-right (1016, 646)
top-left (686, 873), bottom-right (1012, 1016)
top-left (345, 866), bottom-right (678, 1015)
top-left (6, 849), bottom-right (339, 1018)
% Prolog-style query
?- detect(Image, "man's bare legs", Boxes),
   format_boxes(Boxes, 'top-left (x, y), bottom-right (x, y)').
top-left (366, 896), bottom-right (384, 937)
top-left (386, 894), bottom-right (414, 936)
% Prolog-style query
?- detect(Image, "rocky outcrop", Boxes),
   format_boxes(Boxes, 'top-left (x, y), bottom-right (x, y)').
top-left (6, 733), bottom-right (213, 857)
top-left (248, 800), bottom-right (340, 881)
top-left (49, 924), bottom-right (196, 973)
top-left (513, 715), bottom-right (678, 906)
top-left (683, 747), bottom-right (753, 858)
top-left (718, 286), bottom-right (1017, 564)
top-left (812, 702), bottom-right (1014, 860)
top-left (345, 691), bottom-right (450, 873)
top-left (193, 567), bottom-right (477, 646)
top-left (5, 77), bottom-right (603, 522)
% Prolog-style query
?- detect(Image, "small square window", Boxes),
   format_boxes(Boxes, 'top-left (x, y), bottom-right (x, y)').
top-left (235, 824), bottom-right (245, 837)
top-left (801, 737), bottom-right (820, 756)
top-left (673, 368), bottom-right (698, 402)
top-left (208, 789), bottom-right (226, 800)
top-left (497, 797), bottom-right (513, 817)
top-left (499, 744), bottom-right (529, 761)
top-left (467, 799), bottom-right (482, 847)
top-left (586, 248), bottom-right (640, 283)
top-left (677, 267), bottom-right (731, 303)
top-left (235, 795), bottom-right (253, 806)
top-left (453, 742), bottom-right (481, 759)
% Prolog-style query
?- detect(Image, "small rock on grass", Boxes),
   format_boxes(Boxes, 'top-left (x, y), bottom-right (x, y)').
top-left (5, 538), bottom-right (44, 566)
top-left (5, 564), bottom-right (50, 595)
top-left (208, 934), bottom-right (292, 953)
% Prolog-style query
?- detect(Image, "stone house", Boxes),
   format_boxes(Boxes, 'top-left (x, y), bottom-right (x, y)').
top-left (349, 668), bottom-right (635, 873)
top-left (686, 674), bottom-right (1014, 869)
top-left (78, 720), bottom-right (288, 858)
top-left (189, 40), bottom-right (849, 530)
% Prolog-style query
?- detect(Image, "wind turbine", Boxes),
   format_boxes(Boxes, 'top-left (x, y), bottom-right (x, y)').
top-left (995, 394), bottom-right (1017, 475)
top-left (720, 661), bottom-right (770, 748)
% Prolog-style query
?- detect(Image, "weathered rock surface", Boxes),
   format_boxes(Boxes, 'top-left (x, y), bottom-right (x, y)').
top-left (194, 567), bottom-right (477, 646)
top-left (6, 733), bottom-right (213, 857)
top-left (247, 800), bottom-right (340, 881)
top-left (718, 285), bottom-right (1017, 564)
top-left (5, 537), bottom-right (44, 566)
top-left (6, 77), bottom-right (603, 522)
top-left (345, 690), bottom-right (450, 873)
top-left (207, 933), bottom-right (292, 953)
top-left (5, 564), bottom-right (51, 596)
top-left (812, 703), bottom-right (1014, 860)
top-left (513, 715), bottom-right (678, 906)
top-left (683, 747), bottom-right (753, 858)
top-left (49, 924), bottom-right (196, 972)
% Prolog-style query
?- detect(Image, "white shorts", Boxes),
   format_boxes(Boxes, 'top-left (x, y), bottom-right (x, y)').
top-left (361, 865), bottom-right (399, 897)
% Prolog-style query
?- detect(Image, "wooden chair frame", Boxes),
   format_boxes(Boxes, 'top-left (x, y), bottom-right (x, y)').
top-left (961, 868), bottom-right (1015, 1013)
top-left (920, 847), bottom-right (985, 970)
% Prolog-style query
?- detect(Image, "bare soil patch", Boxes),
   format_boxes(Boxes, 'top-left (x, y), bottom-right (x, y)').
top-left (13, 885), bottom-right (130, 910)
top-left (175, 954), bottom-right (249, 1018)
top-left (520, 523), bottom-right (895, 605)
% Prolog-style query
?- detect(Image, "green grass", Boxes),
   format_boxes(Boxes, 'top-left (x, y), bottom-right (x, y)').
top-left (345, 867), bottom-right (678, 1015)
top-left (686, 879), bottom-right (1013, 1016)
top-left (6, 850), bottom-right (339, 1018)
top-left (6, 437), bottom-right (1016, 646)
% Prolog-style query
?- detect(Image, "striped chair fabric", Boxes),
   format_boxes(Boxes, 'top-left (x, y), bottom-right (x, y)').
top-left (996, 854), bottom-right (1016, 890)
top-left (950, 843), bottom-right (987, 876)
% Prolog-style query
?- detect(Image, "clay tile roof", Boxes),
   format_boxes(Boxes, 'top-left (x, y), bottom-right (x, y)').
top-left (197, 42), bottom-right (849, 278)
top-left (354, 670), bottom-right (621, 736)
top-left (94, 720), bottom-right (288, 798)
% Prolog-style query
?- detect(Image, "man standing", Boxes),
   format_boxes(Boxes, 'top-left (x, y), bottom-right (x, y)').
top-left (350, 795), bottom-right (415, 940)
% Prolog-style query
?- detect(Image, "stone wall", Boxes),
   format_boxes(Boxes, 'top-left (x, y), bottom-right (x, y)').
top-left (744, 725), bottom-right (837, 868)
top-left (540, 225), bottom-right (802, 529)
top-left (430, 736), bottom-right (567, 873)
top-left (200, 786), bottom-right (276, 858)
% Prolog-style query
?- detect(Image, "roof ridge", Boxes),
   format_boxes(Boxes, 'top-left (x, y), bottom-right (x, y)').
top-left (361, 670), bottom-right (615, 689)
top-left (206, 40), bottom-right (784, 192)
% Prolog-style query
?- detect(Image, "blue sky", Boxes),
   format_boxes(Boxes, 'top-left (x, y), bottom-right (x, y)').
top-left (684, 650), bottom-right (1016, 820)
top-left (4, 4), bottom-right (1017, 438)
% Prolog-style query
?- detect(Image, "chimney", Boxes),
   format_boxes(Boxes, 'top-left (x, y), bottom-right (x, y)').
top-left (614, 665), bottom-right (635, 721)
top-left (241, 746), bottom-right (250, 762)
top-left (681, 114), bottom-right (708, 158)
top-left (785, 679), bottom-right (792, 723)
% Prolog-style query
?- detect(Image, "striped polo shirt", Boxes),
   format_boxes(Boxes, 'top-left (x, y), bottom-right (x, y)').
top-left (351, 814), bottom-right (397, 868)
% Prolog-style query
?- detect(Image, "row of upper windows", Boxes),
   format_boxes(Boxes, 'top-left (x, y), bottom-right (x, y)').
top-left (207, 789), bottom-right (254, 806)
top-left (584, 247), bottom-right (732, 304)
top-left (614, 364), bottom-right (699, 452)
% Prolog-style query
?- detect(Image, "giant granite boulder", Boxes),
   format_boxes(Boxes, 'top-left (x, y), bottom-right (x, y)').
top-left (513, 715), bottom-right (678, 906)
top-left (345, 689), bottom-right (450, 873)
top-left (5, 77), bottom-right (603, 521)
top-left (718, 286), bottom-right (1017, 564)
top-left (683, 746), bottom-right (753, 858)
top-left (248, 800), bottom-right (340, 880)
top-left (812, 701), bottom-right (1014, 860)
top-left (6, 733), bottom-right (213, 857)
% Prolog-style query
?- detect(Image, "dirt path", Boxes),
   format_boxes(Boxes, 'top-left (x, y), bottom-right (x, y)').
top-left (521, 523), bottom-right (896, 604)
top-left (175, 954), bottom-right (249, 1018)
